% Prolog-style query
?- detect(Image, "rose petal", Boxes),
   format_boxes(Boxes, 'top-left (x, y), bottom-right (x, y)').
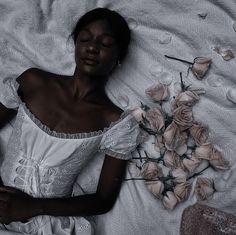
top-left (162, 191), bottom-right (178, 210)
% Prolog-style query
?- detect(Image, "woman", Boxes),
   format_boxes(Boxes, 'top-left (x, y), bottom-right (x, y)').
top-left (0, 8), bottom-right (143, 234)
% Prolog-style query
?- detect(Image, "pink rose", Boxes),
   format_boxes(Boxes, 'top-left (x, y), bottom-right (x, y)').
top-left (145, 83), bottom-right (169, 102)
top-left (173, 105), bottom-right (193, 130)
top-left (174, 182), bottom-right (192, 202)
top-left (163, 151), bottom-right (181, 169)
top-left (145, 108), bottom-right (165, 132)
top-left (194, 177), bottom-right (215, 201)
top-left (163, 122), bottom-right (180, 150)
top-left (175, 90), bottom-right (200, 107)
top-left (171, 168), bottom-right (187, 184)
top-left (162, 191), bottom-right (178, 210)
top-left (209, 148), bottom-right (230, 170)
top-left (190, 123), bottom-right (209, 146)
top-left (141, 162), bottom-right (163, 179)
top-left (191, 57), bottom-right (212, 80)
top-left (132, 107), bottom-right (146, 122)
top-left (194, 143), bottom-right (213, 160)
top-left (145, 180), bottom-right (164, 199)
top-left (182, 156), bottom-right (201, 173)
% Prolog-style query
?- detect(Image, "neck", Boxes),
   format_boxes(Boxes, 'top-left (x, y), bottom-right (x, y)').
top-left (71, 67), bottom-right (106, 101)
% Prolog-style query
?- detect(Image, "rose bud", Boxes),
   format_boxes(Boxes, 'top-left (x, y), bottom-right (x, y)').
top-left (145, 180), bottom-right (164, 199)
top-left (132, 107), bottom-right (146, 122)
top-left (171, 168), bottom-right (187, 184)
top-left (141, 162), bottom-right (163, 179)
top-left (174, 182), bottom-right (192, 202)
top-left (145, 83), bottom-right (170, 102)
top-left (145, 108), bottom-right (165, 132)
top-left (209, 148), bottom-right (230, 170)
top-left (194, 177), bottom-right (215, 201)
top-left (191, 57), bottom-right (212, 80)
top-left (182, 156), bottom-right (201, 173)
top-left (190, 123), bottom-right (209, 146)
top-left (163, 122), bottom-right (180, 150)
top-left (175, 90), bottom-right (200, 107)
top-left (163, 151), bottom-right (181, 169)
top-left (194, 143), bottom-right (213, 160)
top-left (173, 105), bottom-right (193, 130)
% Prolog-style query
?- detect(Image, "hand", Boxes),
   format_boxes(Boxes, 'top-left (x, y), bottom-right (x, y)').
top-left (0, 186), bottom-right (36, 224)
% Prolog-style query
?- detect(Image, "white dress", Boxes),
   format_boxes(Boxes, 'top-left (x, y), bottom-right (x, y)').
top-left (0, 77), bottom-right (143, 235)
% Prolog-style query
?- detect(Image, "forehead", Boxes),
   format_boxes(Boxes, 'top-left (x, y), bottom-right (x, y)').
top-left (81, 19), bottom-right (114, 37)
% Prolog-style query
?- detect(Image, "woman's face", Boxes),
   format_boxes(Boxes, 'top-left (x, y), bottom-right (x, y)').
top-left (75, 19), bottom-right (119, 78)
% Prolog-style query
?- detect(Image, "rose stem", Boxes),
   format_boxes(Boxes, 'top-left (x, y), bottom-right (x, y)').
top-left (187, 164), bottom-right (211, 180)
top-left (164, 55), bottom-right (193, 65)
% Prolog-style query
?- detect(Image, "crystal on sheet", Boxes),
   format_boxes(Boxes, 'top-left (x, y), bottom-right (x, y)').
top-left (226, 87), bottom-right (236, 104)
top-left (126, 17), bottom-right (138, 29)
top-left (207, 76), bottom-right (223, 87)
top-left (117, 95), bottom-right (129, 108)
top-left (157, 71), bottom-right (173, 85)
top-left (159, 33), bottom-right (172, 44)
top-left (149, 64), bottom-right (163, 77)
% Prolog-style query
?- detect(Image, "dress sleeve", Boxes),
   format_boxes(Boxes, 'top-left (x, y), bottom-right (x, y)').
top-left (0, 77), bottom-right (21, 109)
top-left (99, 112), bottom-right (146, 160)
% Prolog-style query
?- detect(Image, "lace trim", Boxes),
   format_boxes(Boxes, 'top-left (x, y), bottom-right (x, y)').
top-left (10, 78), bottom-right (137, 139)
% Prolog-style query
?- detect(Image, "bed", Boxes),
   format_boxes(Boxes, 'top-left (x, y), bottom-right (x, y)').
top-left (0, 0), bottom-right (236, 234)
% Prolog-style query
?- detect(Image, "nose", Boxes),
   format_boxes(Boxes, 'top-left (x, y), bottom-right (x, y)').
top-left (86, 41), bottom-right (99, 54)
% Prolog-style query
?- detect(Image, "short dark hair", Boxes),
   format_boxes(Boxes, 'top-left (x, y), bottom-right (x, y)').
top-left (71, 8), bottom-right (131, 62)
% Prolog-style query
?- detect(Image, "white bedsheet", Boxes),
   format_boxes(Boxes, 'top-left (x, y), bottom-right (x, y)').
top-left (0, 0), bottom-right (236, 234)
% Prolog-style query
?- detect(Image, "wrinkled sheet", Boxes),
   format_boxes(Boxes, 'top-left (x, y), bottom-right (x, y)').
top-left (0, 0), bottom-right (236, 234)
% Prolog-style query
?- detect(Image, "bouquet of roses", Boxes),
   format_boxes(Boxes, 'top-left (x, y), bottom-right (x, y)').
top-left (129, 72), bottom-right (230, 210)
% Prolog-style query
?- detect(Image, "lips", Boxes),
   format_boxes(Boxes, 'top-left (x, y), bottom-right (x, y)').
top-left (82, 58), bottom-right (99, 66)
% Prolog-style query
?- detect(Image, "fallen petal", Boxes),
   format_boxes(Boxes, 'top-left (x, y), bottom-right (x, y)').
top-left (220, 49), bottom-right (234, 61)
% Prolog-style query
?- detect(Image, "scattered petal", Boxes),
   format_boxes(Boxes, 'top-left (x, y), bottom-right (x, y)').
top-left (159, 33), bottom-right (172, 44)
top-left (220, 49), bottom-right (234, 61)
top-left (146, 180), bottom-right (164, 199)
top-left (198, 12), bottom-right (207, 19)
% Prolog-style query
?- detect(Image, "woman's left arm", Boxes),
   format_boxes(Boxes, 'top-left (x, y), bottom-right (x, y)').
top-left (0, 155), bottom-right (127, 224)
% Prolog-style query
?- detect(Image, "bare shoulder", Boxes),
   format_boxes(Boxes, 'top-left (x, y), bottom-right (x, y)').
top-left (16, 68), bottom-right (47, 94)
top-left (102, 102), bottom-right (124, 126)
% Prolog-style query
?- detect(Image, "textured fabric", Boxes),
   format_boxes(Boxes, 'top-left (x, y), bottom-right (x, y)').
top-left (180, 204), bottom-right (236, 235)
top-left (0, 78), bottom-right (142, 234)
top-left (0, 1), bottom-right (236, 235)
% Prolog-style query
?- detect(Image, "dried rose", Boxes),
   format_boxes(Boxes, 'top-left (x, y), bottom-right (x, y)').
top-left (141, 162), bottom-right (163, 179)
top-left (145, 108), bottom-right (165, 132)
top-left (145, 83), bottom-right (170, 102)
top-left (163, 122), bottom-right (180, 150)
top-left (175, 90), bottom-right (200, 107)
top-left (163, 151), bottom-right (181, 169)
top-left (209, 148), bottom-right (230, 170)
top-left (132, 107), bottom-right (146, 122)
top-left (173, 105), bottom-right (193, 130)
top-left (165, 55), bottom-right (211, 80)
top-left (171, 168), bottom-right (187, 184)
top-left (194, 143), bottom-right (213, 160)
top-left (190, 123), bottom-right (209, 146)
top-left (194, 177), bottom-right (215, 201)
top-left (191, 57), bottom-right (212, 80)
top-left (145, 180), bottom-right (164, 199)
top-left (163, 191), bottom-right (178, 210)
top-left (174, 182), bottom-right (192, 202)
top-left (182, 156), bottom-right (201, 173)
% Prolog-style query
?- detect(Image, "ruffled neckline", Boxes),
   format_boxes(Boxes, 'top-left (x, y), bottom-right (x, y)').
top-left (12, 78), bottom-right (135, 139)
top-left (22, 103), bottom-right (133, 139)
